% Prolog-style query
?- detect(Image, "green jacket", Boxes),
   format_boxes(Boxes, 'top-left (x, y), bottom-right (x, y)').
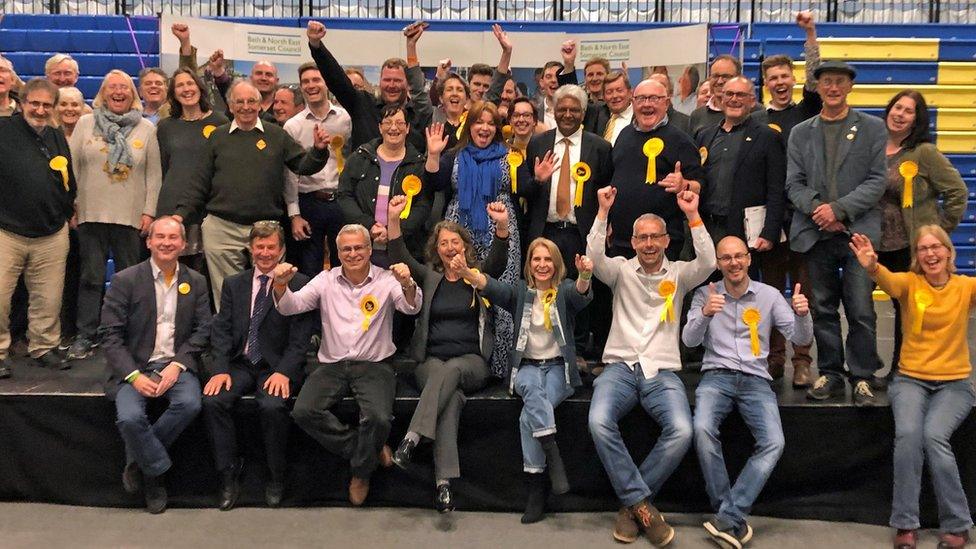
top-left (893, 142), bottom-right (967, 237)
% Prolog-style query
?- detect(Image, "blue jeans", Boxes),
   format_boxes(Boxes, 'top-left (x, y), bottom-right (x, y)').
top-left (587, 364), bottom-right (693, 507)
top-left (804, 235), bottom-right (881, 380)
top-left (889, 375), bottom-right (975, 533)
top-left (514, 359), bottom-right (574, 473)
top-left (115, 367), bottom-right (202, 477)
top-left (694, 369), bottom-right (784, 529)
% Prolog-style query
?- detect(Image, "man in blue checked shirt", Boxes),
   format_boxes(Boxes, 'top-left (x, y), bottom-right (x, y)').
top-left (682, 235), bottom-right (813, 549)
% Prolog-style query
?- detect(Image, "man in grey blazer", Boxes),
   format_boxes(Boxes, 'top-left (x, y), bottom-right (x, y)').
top-left (101, 216), bottom-right (212, 513)
top-left (785, 61), bottom-right (885, 406)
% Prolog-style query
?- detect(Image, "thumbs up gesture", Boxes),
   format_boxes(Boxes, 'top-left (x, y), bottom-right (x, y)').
top-left (660, 161), bottom-right (687, 194)
top-left (702, 282), bottom-right (726, 317)
top-left (791, 283), bottom-right (809, 316)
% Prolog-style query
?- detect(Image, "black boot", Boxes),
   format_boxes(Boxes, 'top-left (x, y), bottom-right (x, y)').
top-left (143, 473), bottom-right (167, 514)
top-left (520, 473), bottom-right (547, 524)
top-left (538, 435), bottom-right (569, 495)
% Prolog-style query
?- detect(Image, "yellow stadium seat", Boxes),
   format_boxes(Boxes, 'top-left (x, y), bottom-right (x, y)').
top-left (936, 131), bottom-right (976, 154)
top-left (819, 38), bottom-right (939, 61)
top-left (937, 62), bottom-right (976, 85)
top-left (937, 109), bottom-right (976, 131)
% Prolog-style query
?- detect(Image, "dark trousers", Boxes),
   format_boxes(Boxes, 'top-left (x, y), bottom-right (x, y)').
top-left (61, 227), bottom-right (80, 339)
top-left (201, 361), bottom-right (300, 481)
top-left (291, 360), bottom-right (396, 479)
top-left (542, 222), bottom-right (588, 353)
top-left (297, 193), bottom-right (344, 277)
top-left (77, 223), bottom-right (141, 339)
top-left (878, 247), bottom-right (912, 376)
top-left (760, 243), bottom-right (813, 370)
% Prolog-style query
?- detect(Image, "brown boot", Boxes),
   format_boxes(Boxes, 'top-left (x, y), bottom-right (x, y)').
top-left (792, 362), bottom-right (812, 388)
top-left (612, 507), bottom-right (639, 543)
top-left (767, 361), bottom-right (784, 381)
top-left (630, 500), bottom-right (674, 547)
top-left (379, 444), bottom-right (394, 468)
top-left (349, 477), bottom-right (369, 506)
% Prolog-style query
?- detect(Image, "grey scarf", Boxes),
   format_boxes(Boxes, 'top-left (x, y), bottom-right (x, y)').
top-left (93, 107), bottom-right (142, 179)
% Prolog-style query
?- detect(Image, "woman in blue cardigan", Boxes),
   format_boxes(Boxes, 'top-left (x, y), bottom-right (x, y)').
top-left (454, 237), bottom-right (593, 524)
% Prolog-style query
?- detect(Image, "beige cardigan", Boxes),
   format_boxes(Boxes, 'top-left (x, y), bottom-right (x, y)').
top-left (69, 113), bottom-right (161, 229)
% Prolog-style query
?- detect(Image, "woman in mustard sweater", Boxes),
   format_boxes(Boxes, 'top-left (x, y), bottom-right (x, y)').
top-left (850, 227), bottom-right (974, 549)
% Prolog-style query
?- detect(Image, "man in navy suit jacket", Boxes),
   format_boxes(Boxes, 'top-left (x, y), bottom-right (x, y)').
top-left (101, 216), bottom-right (212, 514)
top-left (202, 221), bottom-right (316, 510)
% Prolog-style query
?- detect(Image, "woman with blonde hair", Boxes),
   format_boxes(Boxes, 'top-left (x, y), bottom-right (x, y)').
top-left (455, 236), bottom-right (593, 524)
top-left (54, 86), bottom-right (85, 138)
top-left (851, 226), bottom-right (974, 549)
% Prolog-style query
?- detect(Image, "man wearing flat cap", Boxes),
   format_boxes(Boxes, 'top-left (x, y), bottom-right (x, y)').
top-left (784, 60), bottom-right (886, 406)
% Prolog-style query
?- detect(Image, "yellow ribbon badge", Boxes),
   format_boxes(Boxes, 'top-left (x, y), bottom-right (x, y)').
top-left (331, 135), bottom-right (346, 174)
top-left (658, 279), bottom-right (676, 322)
top-left (571, 162), bottom-right (591, 207)
top-left (132, 139), bottom-right (144, 150)
top-left (178, 282), bottom-right (191, 295)
top-left (912, 290), bottom-right (933, 334)
top-left (767, 123), bottom-right (782, 133)
top-left (400, 175), bottom-right (422, 220)
top-left (360, 295), bottom-right (379, 332)
top-left (742, 307), bottom-right (762, 357)
top-left (49, 155), bottom-right (69, 191)
top-left (202, 125), bottom-right (216, 139)
top-left (463, 268), bottom-right (490, 308)
top-left (642, 137), bottom-right (664, 184)
top-left (256, 139), bottom-right (267, 151)
top-left (542, 288), bottom-right (557, 331)
top-left (454, 110), bottom-right (469, 141)
top-left (507, 151), bottom-right (524, 193)
top-left (699, 146), bottom-right (708, 165)
top-left (899, 160), bottom-right (919, 208)
top-left (502, 124), bottom-right (514, 141)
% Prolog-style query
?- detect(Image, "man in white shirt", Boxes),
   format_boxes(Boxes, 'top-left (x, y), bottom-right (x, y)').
top-left (283, 62), bottom-right (352, 276)
top-left (586, 185), bottom-right (716, 546)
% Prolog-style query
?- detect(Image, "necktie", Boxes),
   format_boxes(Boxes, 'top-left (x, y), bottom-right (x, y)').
top-left (556, 138), bottom-right (571, 219)
top-left (245, 274), bottom-right (270, 365)
top-left (603, 113), bottom-right (619, 141)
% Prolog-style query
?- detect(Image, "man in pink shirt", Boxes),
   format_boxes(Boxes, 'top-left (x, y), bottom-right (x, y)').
top-left (273, 223), bottom-right (420, 505)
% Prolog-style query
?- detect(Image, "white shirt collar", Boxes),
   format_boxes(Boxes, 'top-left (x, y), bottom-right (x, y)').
top-left (149, 259), bottom-right (180, 282)
top-left (554, 125), bottom-right (584, 147)
top-left (230, 118), bottom-right (264, 133)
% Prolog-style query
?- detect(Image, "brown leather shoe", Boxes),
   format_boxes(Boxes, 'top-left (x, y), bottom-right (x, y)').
top-left (767, 361), bottom-right (785, 381)
top-left (349, 477), bottom-right (369, 506)
top-left (937, 531), bottom-right (969, 549)
top-left (893, 529), bottom-right (917, 549)
top-left (630, 500), bottom-right (675, 547)
top-left (612, 507), bottom-right (639, 543)
top-left (792, 362), bottom-right (812, 388)
top-left (379, 444), bottom-right (393, 468)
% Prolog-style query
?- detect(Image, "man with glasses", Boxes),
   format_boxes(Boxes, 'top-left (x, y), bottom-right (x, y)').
top-left (0, 56), bottom-right (19, 117)
top-left (272, 224), bottom-right (421, 506)
top-left (683, 235), bottom-right (811, 548)
top-left (174, 81), bottom-right (332, 306)
top-left (785, 61), bottom-right (886, 406)
top-left (587, 185), bottom-right (715, 545)
top-left (690, 54), bottom-right (743, 138)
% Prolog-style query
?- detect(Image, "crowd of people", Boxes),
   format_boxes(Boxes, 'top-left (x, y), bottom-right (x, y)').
top-left (0, 10), bottom-right (973, 549)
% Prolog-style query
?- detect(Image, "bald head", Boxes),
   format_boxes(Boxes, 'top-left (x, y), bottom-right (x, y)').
top-left (632, 79), bottom-right (669, 131)
top-left (717, 236), bottom-right (748, 257)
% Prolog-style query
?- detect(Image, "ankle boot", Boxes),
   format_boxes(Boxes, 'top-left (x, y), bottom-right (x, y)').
top-left (520, 472), bottom-right (547, 524)
top-left (539, 435), bottom-right (569, 495)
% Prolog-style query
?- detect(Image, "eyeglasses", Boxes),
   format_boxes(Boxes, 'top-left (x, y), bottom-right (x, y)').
top-left (633, 95), bottom-right (667, 105)
top-left (26, 100), bottom-right (54, 110)
top-left (916, 243), bottom-right (946, 255)
top-left (632, 232), bottom-right (668, 242)
top-left (717, 252), bottom-right (750, 264)
top-left (722, 91), bottom-right (754, 100)
top-left (339, 244), bottom-right (370, 254)
top-left (510, 112), bottom-right (535, 120)
top-left (233, 98), bottom-right (260, 106)
top-left (381, 120), bottom-right (408, 129)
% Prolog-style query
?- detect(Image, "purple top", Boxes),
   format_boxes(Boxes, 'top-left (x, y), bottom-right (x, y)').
top-left (375, 158), bottom-right (401, 226)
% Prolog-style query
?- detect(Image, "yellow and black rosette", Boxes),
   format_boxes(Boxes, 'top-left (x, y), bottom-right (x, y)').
top-left (202, 124), bottom-right (217, 139)
top-left (331, 135), bottom-right (346, 174)
top-left (571, 162), bottom-right (590, 208)
top-left (178, 282), bottom-right (191, 295)
top-left (912, 289), bottom-right (933, 334)
top-left (542, 288), bottom-right (557, 331)
top-left (256, 139), bottom-right (267, 151)
top-left (899, 160), bottom-right (919, 208)
top-left (360, 294), bottom-right (379, 332)
top-left (698, 146), bottom-right (708, 165)
top-left (742, 307), bottom-right (762, 357)
top-left (49, 155), bottom-right (69, 191)
top-left (642, 137), bottom-right (664, 184)
top-left (507, 150), bottom-right (523, 193)
top-left (400, 175), bottom-right (422, 220)
top-left (658, 279), bottom-right (676, 322)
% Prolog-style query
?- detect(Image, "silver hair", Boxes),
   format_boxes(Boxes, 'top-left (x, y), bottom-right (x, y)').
top-left (633, 213), bottom-right (667, 235)
top-left (147, 216), bottom-right (186, 240)
top-left (44, 53), bottom-right (79, 75)
top-left (57, 86), bottom-right (84, 104)
top-left (226, 79), bottom-right (261, 106)
top-left (553, 84), bottom-right (588, 110)
top-left (336, 224), bottom-right (372, 246)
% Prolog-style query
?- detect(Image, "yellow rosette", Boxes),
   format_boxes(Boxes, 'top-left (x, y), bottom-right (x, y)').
top-left (899, 160), bottom-right (919, 208)
top-left (49, 155), bottom-right (69, 191)
top-left (742, 307), bottom-right (762, 357)
top-left (912, 290), bottom-right (933, 334)
top-left (698, 146), bottom-right (708, 165)
top-left (507, 151), bottom-right (523, 193)
top-left (330, 135), bottom-right (346, 174)
top-left (360, 295), bottom-right (379, 332)
top-left (256, 139), bottom-right (267, 151)
top-left (400, 175), bottom-right (422, 220)
top-left (658, 279), bottom-right (676, 322)
top-left (542, 288), bottom-right (557, 331)
top-left (132, 139), bottom-right (144, 150)
top-left (202, 124), bottom-right (216, 139)
top-left (642, 137), bottom-right (664, 184)
top-left (571, 162), bottom-right (591, 207)
top-left (178, 282), bottom-right (191, 295)
top-left (502, 124), bottom-right (514, 141)
top-left (454, 110), bottom-right (468, 141)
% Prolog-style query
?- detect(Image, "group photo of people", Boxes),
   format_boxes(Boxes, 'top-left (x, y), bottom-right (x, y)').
top-left (0, 8), bottom-right (974, 549)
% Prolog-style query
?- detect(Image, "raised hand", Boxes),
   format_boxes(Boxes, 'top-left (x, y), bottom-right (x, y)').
top-left (208, 49), bottom-right (226, 77)
top-left (575, 254), bottom-right (594, 276)
top-left (597, 186), bottom-right (617, 213)
top-left (312, 123), bottom-right (331, 149)
top-left (533, 150), bottom-right (559, 182)
top-left (848, 233), bottom-right (878, 272)
top-left (677, 189), bottom-right (699, 217)
top-left (486, 200), bottom-right (509, 226)
top-left (492, 23), bottom-right (512, 52)
top-left (390, 262), bottom-right (412, 286)
top-left (449, 253), bottom-right (473, 279)
top-left (388, 195), bottom-right (407, 220)
top-left (171, 23), bottom-right (190, 44)
top-left (371, 223), bottom-right (388, 245)
top-left (560, 39), bottom-right (577, 67)
top-left (660, 161), bottom-right (687, 193)
top-left (273, 262), bottom-right (298, 287)
top-left (792, 283), bottom-right (809, 316)
top-left (702, 282), bottom-right (726, 317)
top-left (796, 10), bottom-right (815, 30)
top-left (426, 122), bottom-right (448, 155)
top-left (306, 20), bottom-right (327, 48)
top-left (403, 21), bottom-right (428, 45)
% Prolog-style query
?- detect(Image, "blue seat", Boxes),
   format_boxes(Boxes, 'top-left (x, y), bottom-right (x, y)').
top-left (709, 39), bottom-right (761, 61)
top-left (938, 41), bottom-right (976, 63)
top-left (964, 177), bottom-right (976, 200)
top-left (109, 30), bottom-right (157, 54)
top-left (761, 38), bottom-right (805, 60)
top-left (744, 61), bottom-right (938, 86)
top-left (950, 223), bottom-right (976, 246)
top-left (0, 29), bottom-right (28, 51)
top-left (2, 52), bottom-right (48, 74)
top-left (949, 155), bottom-right (976, 176)
top-left (955, 245), bottom-right (976, 270)
top-left (753, 22), bottom-right (974, 41)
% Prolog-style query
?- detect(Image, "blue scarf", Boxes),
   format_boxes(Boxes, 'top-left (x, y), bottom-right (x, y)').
top-left (455, 141), bottom-right (508, 233)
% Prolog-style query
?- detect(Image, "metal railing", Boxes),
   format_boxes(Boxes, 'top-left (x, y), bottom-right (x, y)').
top-left (5, 0), bottom-right (973, 23)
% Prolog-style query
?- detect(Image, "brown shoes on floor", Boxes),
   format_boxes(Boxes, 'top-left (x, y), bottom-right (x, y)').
top-left (349, 477), bottom-right (369, 506)
top-left (628, 500), bottom-right (674, 547)
top-left (613, 507), bottom-right (640, 543)
top-left (792, 362), bottom-right (813, 388)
